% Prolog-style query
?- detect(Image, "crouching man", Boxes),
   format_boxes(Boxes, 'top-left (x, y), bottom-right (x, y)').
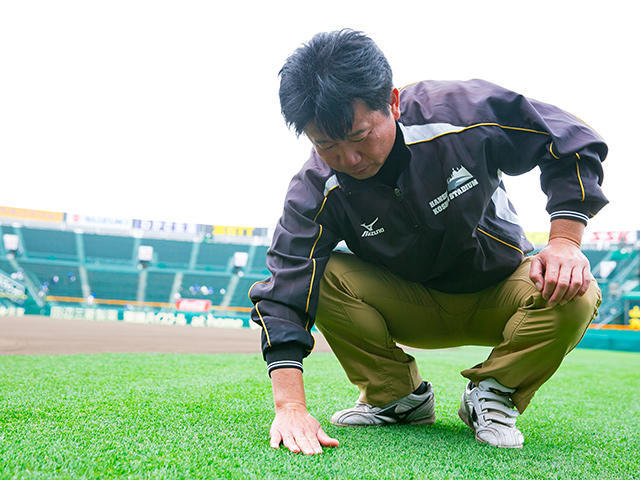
top-left (250, 29), bottom-right (607, 453)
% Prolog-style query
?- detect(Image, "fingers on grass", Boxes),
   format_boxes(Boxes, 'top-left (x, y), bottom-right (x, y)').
top-left (269, 429), bottom-right (282, 450)
top-left (318, 427), bottom-right (339, 447)
top-left (294, 429), bottom-right (321, 455)
top-left (281, 432), bottom-right (300, 454)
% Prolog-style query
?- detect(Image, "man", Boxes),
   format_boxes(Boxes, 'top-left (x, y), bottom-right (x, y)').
top-left (250, 29), bottom-right (607, 454)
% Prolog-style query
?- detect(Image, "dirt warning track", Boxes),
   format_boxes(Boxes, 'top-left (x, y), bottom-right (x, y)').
top-left (0, 315), bottom-right (332, 356)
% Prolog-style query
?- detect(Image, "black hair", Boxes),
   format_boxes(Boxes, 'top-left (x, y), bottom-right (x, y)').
top-left (278, 29), bottom-right (393, 140)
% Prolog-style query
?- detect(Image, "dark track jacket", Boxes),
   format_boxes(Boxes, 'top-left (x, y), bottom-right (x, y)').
top-left (249, 79), bottom-right (608, 375)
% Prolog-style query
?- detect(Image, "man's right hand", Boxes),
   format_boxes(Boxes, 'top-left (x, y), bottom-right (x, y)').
top-left (270, 403), bottom-right (339, 454)
top-left (269, 367), bottom-right (339, 455)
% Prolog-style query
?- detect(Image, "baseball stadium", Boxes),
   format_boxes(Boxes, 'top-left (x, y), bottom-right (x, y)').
top-left (1, 205), bottom-right (639, 479)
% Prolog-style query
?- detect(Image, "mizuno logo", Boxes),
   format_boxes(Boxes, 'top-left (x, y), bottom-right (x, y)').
top-left (361, 218), bottom-right (379, 231)
top-left (361, 217), bottom-right (385, 237)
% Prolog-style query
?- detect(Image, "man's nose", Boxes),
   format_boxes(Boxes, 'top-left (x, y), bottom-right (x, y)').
top-left (341, 147), bottom-right (362, 167)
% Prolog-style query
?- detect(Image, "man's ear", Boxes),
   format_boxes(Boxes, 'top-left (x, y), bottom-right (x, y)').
top-left (389, 88), bottom-right (400, 120)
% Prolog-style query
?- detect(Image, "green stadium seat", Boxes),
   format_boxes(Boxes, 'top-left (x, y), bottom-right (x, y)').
top-left (20, 262), bottom-right (82, 298)
top-left (83, 234), bottom-right (135, 262)
top-left (139, 239), bottom-right (193, 267)
top-left (145, 271), bottom-right (176, 303)
top-left (180, 274), bottom-right (230, 305)
top-left (195, 243), bottom-right (250, 270)
top-left (87, 270), bottom-right (138, 301)
top-left (231, 277), bottom-right (257, 308)
top-left (248, 246), bottom-right (270, 274)
top-left (21, 227), bottom-right (77, 259)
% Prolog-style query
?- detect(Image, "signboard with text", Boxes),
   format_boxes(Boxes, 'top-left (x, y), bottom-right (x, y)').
top-left (0, 206), bottom-right (64, 223)
top-left (133, 219), bottom-right (199, 235)
top-left (176, 299), bottom-right (211, 313)
top-left (584, 231), bottom-right (637, 246)
top-left (66, 213), bottom-right (133, 230)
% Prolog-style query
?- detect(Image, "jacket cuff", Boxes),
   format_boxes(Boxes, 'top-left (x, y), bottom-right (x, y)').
top-left (265, 343), bottom-right (306, 376)
top-left (549, 210), bottom-right (589, 226)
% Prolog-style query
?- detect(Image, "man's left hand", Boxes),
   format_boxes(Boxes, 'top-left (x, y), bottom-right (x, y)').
top-left (529, 238), bottom-right (591, 306)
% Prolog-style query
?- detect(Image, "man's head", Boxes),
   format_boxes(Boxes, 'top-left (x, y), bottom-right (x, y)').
top-left (279, 30), bottom-right (400, 179)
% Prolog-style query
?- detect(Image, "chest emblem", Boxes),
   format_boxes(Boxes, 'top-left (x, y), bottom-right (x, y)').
top-left (361, 217), bottom-right (385, 237)
top-left (428, 166), bottom-right (479, 215)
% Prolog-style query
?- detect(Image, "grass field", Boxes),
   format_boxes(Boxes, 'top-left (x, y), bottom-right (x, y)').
top-left (1, 347), bottom-right (638, 479)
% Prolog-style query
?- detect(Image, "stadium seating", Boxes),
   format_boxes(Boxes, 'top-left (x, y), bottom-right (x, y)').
top-left (583, 250), bottom-right (610, 269)
top-left (231, 277), bottom-right (258, 308)
top-left (180, 273), bottom-right (230, 304)
top-left (590, 249), bottom-right (640, 325)
top-left (145, 271), bottom-right (176, 303)
top-left (0, 259), bottom-right (14, 275)
top-left (139, 239), bottom-right (193, 267)
top-left (83, 234), bottom-right (135, 262)
top-left (87, 270), bottom-right (139, 301)
top-left (195, 242), bottom-right (250, 270)
top-left (20, 227), bottom-right (77, 259)
top-left (248, 246), bottom-right (270, 274)
top-left (20, 262), bottom-right (82, 297)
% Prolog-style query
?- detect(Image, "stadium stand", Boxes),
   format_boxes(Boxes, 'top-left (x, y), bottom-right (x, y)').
top-left (83, 234), bottom-right (135, 262)
top-left (591, 249), bottom-right (640, 325)
top-left (248, 246), bottom-right (270, 274)
top-left (195, 242), bottom-right (250, 270)
top-left (0, 259), bottom-right (14, 275)
top-left (0, 220), bottom-right (269, 317)
top-left (139, 239), bottom-right (193, 268)
top-left (145, 271), bottom-right (176, 303)
top-left (87, 270), bottom-right (139, 301)
top-left (231, 277), bottom-right (258, 308)
top-left (20, 227), bottom-right (77, 259)
top-left (19, 261), bottom-right (82, 297)
top-left (583, 250), bottom-right (610, 270)
top-left (180, 273), bottom-right (230, 305)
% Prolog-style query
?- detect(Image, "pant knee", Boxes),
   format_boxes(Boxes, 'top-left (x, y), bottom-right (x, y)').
top-left (550, 283), bottom-right (601, 343)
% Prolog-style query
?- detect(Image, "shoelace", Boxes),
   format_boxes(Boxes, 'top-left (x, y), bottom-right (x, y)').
top-left (475, 389), bottom-right (519, 427)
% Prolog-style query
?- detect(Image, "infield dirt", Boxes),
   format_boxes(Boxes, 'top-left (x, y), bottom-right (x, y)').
top-left (0, 315), bottom-right (332, 355)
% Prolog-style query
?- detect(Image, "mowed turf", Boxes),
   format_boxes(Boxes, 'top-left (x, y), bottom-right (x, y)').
top-left (0, 347), bottom-right (638, 479)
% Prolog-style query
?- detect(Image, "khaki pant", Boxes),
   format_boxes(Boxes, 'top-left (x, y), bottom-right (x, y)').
top-left (315, 252), bottom-right (601, 413)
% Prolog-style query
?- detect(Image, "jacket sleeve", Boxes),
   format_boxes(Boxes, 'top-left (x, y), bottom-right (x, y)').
top-left (248, 167), bottom-right (341, 376)
top-left (471, 80), bottom-right (609, 225)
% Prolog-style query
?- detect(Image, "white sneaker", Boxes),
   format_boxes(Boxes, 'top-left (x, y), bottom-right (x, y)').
top-left (458, 378), bottom-right (524, 448)
top-left (330, 382), bottom-right (436, 426)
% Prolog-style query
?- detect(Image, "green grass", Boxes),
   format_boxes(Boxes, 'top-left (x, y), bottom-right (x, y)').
top-left (1, 347), bottom-right (638, 479)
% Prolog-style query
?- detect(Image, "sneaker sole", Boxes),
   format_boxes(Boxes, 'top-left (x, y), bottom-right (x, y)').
top-left (331, 414), bottom-right (436, 427)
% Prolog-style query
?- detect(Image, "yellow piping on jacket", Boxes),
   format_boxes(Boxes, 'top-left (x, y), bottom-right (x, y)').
top-left (575, 153), bottom-right (585, 201)
top-left (477, 228), bottom-right (524, 255)
top-left (255, 303), bottom-right (271, 347)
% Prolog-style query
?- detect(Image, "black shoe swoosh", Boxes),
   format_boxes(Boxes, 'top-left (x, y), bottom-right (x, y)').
top-left (376, 395), bottom-right (432, 424)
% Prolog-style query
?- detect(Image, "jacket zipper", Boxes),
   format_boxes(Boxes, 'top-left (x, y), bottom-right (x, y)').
top-left (393, 187), bottom-right (422, 230)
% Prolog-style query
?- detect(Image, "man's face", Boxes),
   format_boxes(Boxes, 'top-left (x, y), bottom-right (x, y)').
top-left (305, 90), bottom-right (400, 180)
